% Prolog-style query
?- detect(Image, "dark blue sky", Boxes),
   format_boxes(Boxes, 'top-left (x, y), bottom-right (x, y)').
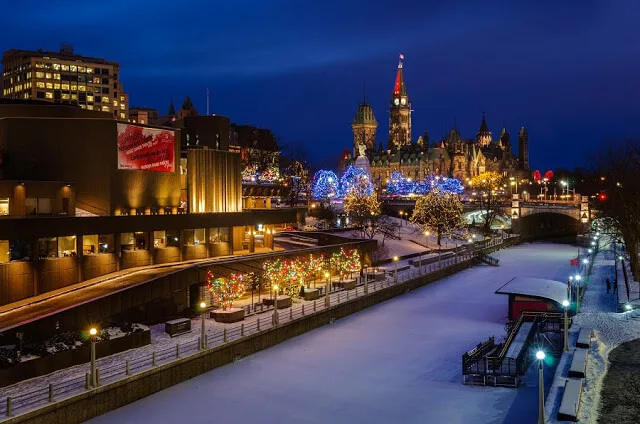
top-left (4, 0), bottom-right (640, 170)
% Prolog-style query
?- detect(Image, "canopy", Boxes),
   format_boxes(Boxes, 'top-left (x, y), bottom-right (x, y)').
top-left (495, 277), bottom-right (567, 305)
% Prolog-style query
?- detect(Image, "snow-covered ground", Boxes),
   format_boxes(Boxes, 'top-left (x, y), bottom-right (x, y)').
top-left (545, 249), bottom-right (640, 424)
top-left (88, 243), bottom-right (577, 424)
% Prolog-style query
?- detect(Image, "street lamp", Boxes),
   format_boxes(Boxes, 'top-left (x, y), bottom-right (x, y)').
top-left (398, 211), bottom-right (404, 227)
top-left (324, 272), bottom-right (330, 307)
top-left (393, 256), bottom-right (399, 283)
top-left (89, 327), bottom-right (98, 388)
top-left (272, 284), bottom-right (279, 326)
top-left (625, 304), bottom-right (632, 312)
top-left (536, 350), bottom-right (546, 424)
top-left (199, 301), bottom-right (207, 349)
top-left (588, 248), bottom-right (592, 254)
top-left (575, 275), bottom-right (582, 312)
top-left (562, 300), bottom-right (570, 352)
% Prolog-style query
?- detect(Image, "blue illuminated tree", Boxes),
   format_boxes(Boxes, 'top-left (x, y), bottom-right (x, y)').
top-left (312, 170), bottom-right (339, 199)
top-left (386, 171), bottom-right (412, 195)
top-left (339, 165), bottom-right (373, 197)
top-left (437, 177), bottom-right (464, 194)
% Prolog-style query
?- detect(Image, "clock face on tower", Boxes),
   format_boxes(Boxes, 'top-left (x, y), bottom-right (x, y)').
top-left (394, 98), bottom-right (400, 106)
top-left (401, 98), bottom-right (406, 105)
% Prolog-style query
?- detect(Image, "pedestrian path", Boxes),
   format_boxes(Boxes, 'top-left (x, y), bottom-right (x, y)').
top-left (580, 251), bottom-right (617, 313)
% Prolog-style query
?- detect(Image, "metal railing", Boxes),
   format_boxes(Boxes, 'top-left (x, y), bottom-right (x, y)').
top-left (0, 236), bottom-right (516, 420)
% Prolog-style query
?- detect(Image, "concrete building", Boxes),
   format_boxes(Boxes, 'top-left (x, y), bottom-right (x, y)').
top-left (1, 45), bottom-right (129, 120)
top-left (0, 102), bottom-right (294, 307)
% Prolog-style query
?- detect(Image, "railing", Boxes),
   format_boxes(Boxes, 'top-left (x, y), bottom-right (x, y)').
top-left (0, 236), bottom-right (518, 420)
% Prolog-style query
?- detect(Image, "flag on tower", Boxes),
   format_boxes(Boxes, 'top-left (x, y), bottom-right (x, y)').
top-left (399, 53), bottom-right (405, 60)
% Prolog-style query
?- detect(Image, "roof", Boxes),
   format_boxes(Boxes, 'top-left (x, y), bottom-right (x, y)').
top-left (495, 277), bottom-right (567, 305)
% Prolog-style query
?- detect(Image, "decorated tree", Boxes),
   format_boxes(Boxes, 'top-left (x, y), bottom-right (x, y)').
top-left (343, 186), bottom-right (383, 239)
top-left (311, 170), bottom-right (339, 200)
top-left (437, 177), bottom-right (465, 194)
top-left (544, 170), bottom-right (554, 181)
top-left (410, 189), bottom-right (464, 246)
top-left (283, 160), bottom-right (309, 207)
top-left (339, 165), bottom-right (373, 197)
top-left (470, 171), bottom-right (505, 235)
top-left (207, 271), bottom-right (247, 310)
top-left (533, 170), bottom-right (541, 182)
top-left (386, 171), bottom-right (415, 196)
top-left (307, 253), bottom-right (325, 287)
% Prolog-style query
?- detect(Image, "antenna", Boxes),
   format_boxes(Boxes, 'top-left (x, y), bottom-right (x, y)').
top-left (206, 88), bottom-right (210, 116)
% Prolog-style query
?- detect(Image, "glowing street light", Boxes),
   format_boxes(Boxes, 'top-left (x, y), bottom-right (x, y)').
top-left (393, 256), bottom-right (399, 283)
top-left (89, 327), bottom-right (98, 388)
top-left (536, 350), bottom-right (546, 424)
top-left (562, 300), bottom-right (570, 352)
top-left (583, 259), bottom-right (588, 264)
top-left (324, 271), bottom-right (331, 307)
top-left (588, 249), bottom-right (592, 254)
top-left (625, 304), bottom-right (632, 311)
top-left (199, 301), bottom-right (207, 349)
top-left (273, 284), bottom-right (280, 326)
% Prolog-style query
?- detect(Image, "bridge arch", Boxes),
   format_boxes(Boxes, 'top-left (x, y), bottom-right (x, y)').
top-left (513, 212), bottom-right (580, 240)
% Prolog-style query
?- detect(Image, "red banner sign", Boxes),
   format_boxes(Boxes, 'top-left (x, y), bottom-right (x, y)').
top-left (117, 123), bottom-right (175, 172)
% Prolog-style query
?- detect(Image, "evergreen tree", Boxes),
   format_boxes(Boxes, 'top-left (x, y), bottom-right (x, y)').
top-left (411, 189), bottom-right (464, 246)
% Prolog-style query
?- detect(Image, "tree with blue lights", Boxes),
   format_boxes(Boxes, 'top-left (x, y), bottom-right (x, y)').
top-left (339, 165), bottom-right (373, 197)
top-left (312, 170), bottom-right (339, 199)
top-left (437, 177), bottom-right (464, 194)
top-left (386, 171), bottom-right (415, 195)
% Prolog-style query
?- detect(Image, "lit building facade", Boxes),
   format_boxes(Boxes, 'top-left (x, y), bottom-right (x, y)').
top-left (1, 45), bottom-right (129, 120)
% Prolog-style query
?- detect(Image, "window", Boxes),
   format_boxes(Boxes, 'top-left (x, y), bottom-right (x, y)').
top-left (70, 65), bottom-right (77, 72)
top-left (61, 83), bottom-right (69, 90)
top-left (101, 78), bottom-right (108, 85)
top-left (58, 236), bottom-right (76, 257)
top-left (102, 105), bottom-right (110, 112)
top-left (120, 103), bottom-right (125, 110)
top-left (78, 66), bottom-right (85, 73)
top-left (78, 85), bottom-right (86, 91)
top-left (0, 198), bottom-right (8, 215)
top-left (53, 63), bottom-right (60, 71)
top-left (61, 65), bottom-right (69, 71)
top-left (113, 100), bottom-right (118, 107)
top-left (87, 95), bottom-right (94, 102)
top-left (35, 71), bottom-right (45, 78)
top-left (54, 83), bottom-right (60, 89)
top-left (53, 73), bottom-right (60, 80)
top-left (46, 82), bottom-right (53, 89)
top-left (87, 105), bottom-right (94, 110)
top-left (153, 231), bottom-right (166, 248)
top-left (36, 82), bottom-right (45, 88)
top-left (79, 93), bottom-right (86, 102)
top-left (101, 68), bottom-right (109, 75)
top-left (10, 240), bottom-right (31, 261)
top-left (95, 96), bottom-right (101, 103)
top-left (45, 73), bottom-right (52, 79)
top-left (45, 92), bottom-right (53, 99)
top-left (210, 227), bottom-right (229, 243)
top-left (0, 240), bottom-right (9, 263)
top-left (87, 67), bottom-right (94, 74)
top-left (83, 235), bottom-right (98, 254)
top-left (92, 77), bottom-right (100, 84)
top-left (71, 94), bottom-right (77, 100)
top-left (184, 229), bottom-right (206, 245)
top-left (120, 95), bottom-right (125, 102)
top-left (99, 234), bottom-right (114, 253)
top-left (119, 112), bottom-right (125, 119)
top-left (25, 197), bottom-right (53, 214)
top-left (38, 237), bottom-right (57, 258)
top-left (166, 231), bottom-right (180, 247)
top-left (71, 84), bottom-right (77, 91)
top-left (102, 96), bottom-right (109, 103)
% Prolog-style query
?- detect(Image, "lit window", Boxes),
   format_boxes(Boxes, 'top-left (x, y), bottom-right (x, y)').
top-left (53, 73), bottom-right (60, 80)
top-left (61, 83), bottom-right (69, 90)
top-left (70, 65), bottom-right (77, 72)
top-left (61, 93), bottom-right (70, 100)
top-left (87, 67), bottom-right (94, 74)
top-left (80, 104), bottom-right (86, 109)
top-left (78, 85), bottom-right (86, 91)
top-left (113, 100), bottom-right (118, 107)
top-left (61, 65), bottom-right (69, 71)
top-left (35, 72), bottom-right (45, 78)
top-left (119, 112), bottom-right (125, 119)
top-left (71, 94), bottom-right (77, 100)
top-left (53, 64), bottom-right (60, 71)
top-left (54, 83), bottom-right (60, 89)
top-left (26, 72), bottom-right (31, 79)
top-left (102, 105), bottom-right (110, 112)
top-left (45, 73), bottom-right (52, 79)
top-left (71, 84), bottom-right (77, 91)
top-left (87, 105), bottom-right (94, 110)
top-left (120, 103), bottom-right (125, 110)
top-left (120, 96), bottom-right (125, 101)
top-left (78, 66), bottom-right (85, 73)
top-left (46, 82), bottom-right (53, 89)
top-left (87, 95), bottom-right (94, 102)
top-left (45, 92), bottom-right (53, 99)
top-left (102, 96), bottom-right (110, 103)
top-left (92, 77), bottom-right (100, 84)
top-left (35, 63), bottom-right (44, 68)
top-left (36, 82), bottom-right (45, 88)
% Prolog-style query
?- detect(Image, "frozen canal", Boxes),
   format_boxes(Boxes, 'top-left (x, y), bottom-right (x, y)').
top-left (89, 242), bottom-right (575, 424)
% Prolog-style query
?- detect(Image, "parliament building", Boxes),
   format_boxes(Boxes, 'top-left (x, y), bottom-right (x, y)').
top-left (348, 58), bottom-right (531, 186)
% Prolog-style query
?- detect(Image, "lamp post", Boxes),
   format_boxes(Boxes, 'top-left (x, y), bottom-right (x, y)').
top-left (324, 272), bottom-right (330, 307)
top-left (89, 327), bottom-right (98, 388)
top-left (562, 300), bottom-right (570, 352)
top-left (393, 256), bottom-right (399, 283)
top-left (420, 231), bottom-right (430, 275)
top-left (272, 284), bottom-right (279, 326)
top-left (568, 276), bottom-right (573, 303)
top-left (199, 301), bottom-right (207, 350)
top-left (575, 275), bottom-right (581, 313)
top-left (398, 211), bottom-right (404, 227)
top-left (536, 350), bottom-right (546, 424)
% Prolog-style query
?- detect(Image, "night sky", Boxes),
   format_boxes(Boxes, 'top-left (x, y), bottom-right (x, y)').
top-left (3, 0), bottom-right (640, 171)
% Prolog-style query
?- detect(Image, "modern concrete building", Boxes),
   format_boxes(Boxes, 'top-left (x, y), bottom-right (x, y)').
top-left (1, 45), bottom-right (129, 120)
top-left (0, 102), bottom-right (295, 307)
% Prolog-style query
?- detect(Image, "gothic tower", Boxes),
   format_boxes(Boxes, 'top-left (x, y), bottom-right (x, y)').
top-left (518, 126), bottom-right (529, 170)
top-left (476, 113), bottom-right (491, 147)
top-left (351, 102), bottom-right (378, 156)
top-left (388, 56), bottom-right (411, 152)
